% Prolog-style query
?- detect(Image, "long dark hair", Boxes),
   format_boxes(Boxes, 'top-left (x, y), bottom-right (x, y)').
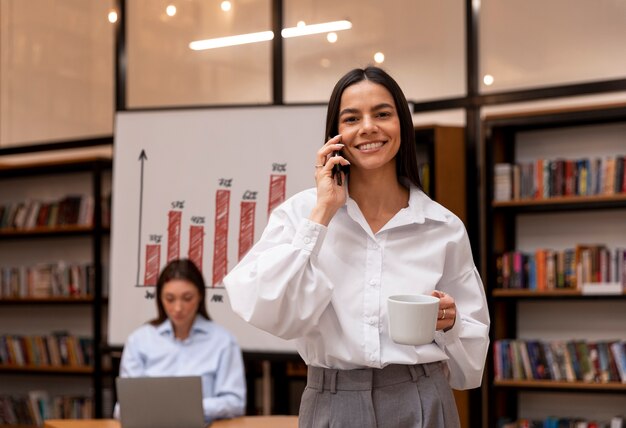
top-left (324, 66), bottom-right (422, 189)
top-left (150, 258), bottom-right (210, 326)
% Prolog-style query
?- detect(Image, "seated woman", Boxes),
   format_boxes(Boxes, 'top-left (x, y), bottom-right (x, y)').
top-left (114, 258), bottom-right (246, 424)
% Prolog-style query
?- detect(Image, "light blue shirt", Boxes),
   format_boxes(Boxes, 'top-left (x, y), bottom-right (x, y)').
top-left (115, 315), bottom-right (246, 424)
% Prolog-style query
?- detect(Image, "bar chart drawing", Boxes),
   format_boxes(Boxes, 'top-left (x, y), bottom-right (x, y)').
top-left (268, 172), bottom-right (287, 216)
top-left (144, 244), bottom-right (161, 286)
top-left (132, 160), bottom-right (290, 289)
top-left (238, 191), bottom-right (257, 261)
top-left (110, 105), bottom-right (325, 351)
top-left (167, 210), bottom-right (182, 263)
top-left (188, 224), bottom-right (204, 272)
top-left (212, 188), bottom-right (230, 287)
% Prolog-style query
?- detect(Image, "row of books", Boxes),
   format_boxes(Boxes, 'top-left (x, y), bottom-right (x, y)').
top-left (0, 194), bottom-right (111, 230)
top-left (0, 392), bottom-right (93, 425)
top-left (0, 333), bottom-right (94, 368)
top-left (493, 155), bottom-right (626, 202)
top-left (493, 339), bottom-right (626, 383)
top-left (495, 246), bottom-right (626, 291)
top-left (0, 263), bottom-right (100, 299)
top-left (498, 415), bottom-right (624, 428)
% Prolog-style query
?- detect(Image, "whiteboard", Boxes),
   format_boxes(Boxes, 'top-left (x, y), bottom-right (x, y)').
top-left (108, 106), bottom-right (327, 352)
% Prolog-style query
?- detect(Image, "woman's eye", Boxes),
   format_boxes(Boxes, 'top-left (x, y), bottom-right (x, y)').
top-left (342, 116), bottom-right (358, 123)
top-left (377, 111), bottom-right (391, 118)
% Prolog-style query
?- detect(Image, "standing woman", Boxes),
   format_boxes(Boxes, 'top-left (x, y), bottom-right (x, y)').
top-left (115, 259), bottom-right (246, 425)
top-left (224, 67), bottom-right (489, 427)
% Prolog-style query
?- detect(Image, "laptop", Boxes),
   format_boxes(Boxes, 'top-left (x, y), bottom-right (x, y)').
top-left (116, 376), bottom-right (207, 428)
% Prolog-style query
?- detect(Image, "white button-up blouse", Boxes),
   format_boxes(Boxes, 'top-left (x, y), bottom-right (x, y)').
top-left (224, 185), bottom-right (490, 389)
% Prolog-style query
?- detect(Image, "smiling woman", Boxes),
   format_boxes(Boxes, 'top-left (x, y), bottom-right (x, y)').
top-left (224, 66), bottom-right (490, 428)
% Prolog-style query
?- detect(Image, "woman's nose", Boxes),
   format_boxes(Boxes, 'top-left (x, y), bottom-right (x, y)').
top-left (360, 116), bottom-right (378, 134)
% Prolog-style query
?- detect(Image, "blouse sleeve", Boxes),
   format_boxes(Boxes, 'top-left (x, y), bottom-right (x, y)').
top-left (224, 204), bottom-right (334, 340)
top-left (433, 218), bottom-right (490, 390)
top-left (202, 340), bottom-right (246, 422)
top-left (118, 332), bottom-right (146, 377)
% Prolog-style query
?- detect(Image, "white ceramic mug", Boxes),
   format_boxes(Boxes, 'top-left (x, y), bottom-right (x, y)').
top-left (387, 294), bottom-right (439, 346)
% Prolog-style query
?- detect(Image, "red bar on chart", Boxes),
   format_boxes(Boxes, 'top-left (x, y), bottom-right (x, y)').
top-left (238, 201), bottom-right (256, 261)
top-left (144, 244), bottom-right (161, 286)
top-left (167, 210), bottom-right (182, 262)
top-left (212, 189), bottom-right (230, 286)
top-left (188, 225), bottom-right (204, 272)
top-left (268, 174), bottom-right (286, 216)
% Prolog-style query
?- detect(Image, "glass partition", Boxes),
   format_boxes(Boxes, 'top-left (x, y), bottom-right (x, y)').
top-left (0, 0), bottom-right (115, 146)
top-left (480, 0), bottom-right (626, 93)
top-left (283, 0), bottom-right (466, 103)
top-left (126, 0), bottom-right (272, 108)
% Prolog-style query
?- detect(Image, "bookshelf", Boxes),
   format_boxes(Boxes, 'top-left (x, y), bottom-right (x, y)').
top-left (483, 104), bottom-right (626, 426)
top-left (415, 124), bottom-right (475, 428)
top-left (0, 157), bottom-right (112, 423)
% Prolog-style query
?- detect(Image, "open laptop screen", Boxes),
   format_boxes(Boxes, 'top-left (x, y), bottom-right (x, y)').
top-left (116, 376), bottom-right (206, 428)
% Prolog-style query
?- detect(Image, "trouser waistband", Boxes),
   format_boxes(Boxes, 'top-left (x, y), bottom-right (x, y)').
top-left (306, 362), bottom-right (442, 393)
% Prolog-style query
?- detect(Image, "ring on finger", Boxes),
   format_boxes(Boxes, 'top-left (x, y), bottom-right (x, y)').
top-left (314, 164), bottom-right (324, 168)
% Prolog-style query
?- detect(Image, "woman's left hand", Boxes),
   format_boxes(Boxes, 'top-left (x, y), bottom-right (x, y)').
top-left (431, 290), bottom-right (456, 332)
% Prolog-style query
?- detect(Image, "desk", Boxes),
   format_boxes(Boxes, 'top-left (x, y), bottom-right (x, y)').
top-left (44, 416), bottom-right (298, 428)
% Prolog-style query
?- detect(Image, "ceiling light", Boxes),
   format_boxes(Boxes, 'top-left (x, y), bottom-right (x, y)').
top-left (190, 20), bottom-right (352, 51)
top-left (108, 10), bottom-right (118, 23)
top-left (189, 31), bottom-right (274, 50)
top-left (483, 74), bottom-right (494, 85)
top-left (281, 20), bottom-right (352, 38)
top-left (221, 1), bottom-right (232, 12)
top-left (326, 32), bottom-right (338, 43)
top-left (166, 5), bottom-right (177, 17)
top-left (374, 52), bottom-right (385, 64)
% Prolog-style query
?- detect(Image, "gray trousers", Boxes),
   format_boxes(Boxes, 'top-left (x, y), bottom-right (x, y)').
top-left (298, 362), bottom-right (460, 428)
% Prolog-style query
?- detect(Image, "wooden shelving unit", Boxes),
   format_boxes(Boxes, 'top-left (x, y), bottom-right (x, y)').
top-left (483, 103), bottom-right (626, 426)
top-left (0, 157), bottom-right (112, 419)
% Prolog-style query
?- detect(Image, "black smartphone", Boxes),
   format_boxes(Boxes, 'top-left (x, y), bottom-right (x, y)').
top-left (331, 150), bottom-right (348, 186)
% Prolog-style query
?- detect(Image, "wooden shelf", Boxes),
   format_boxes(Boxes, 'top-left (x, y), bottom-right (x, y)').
top-left (483, 105), bottom-right (626, 426)
top-left (493, 193), bottom-right (626, 207)
top-left (0, 225), bottom-right (110, 238)
top-left (492, 193), bottom-right (626, 213)
top-left (492, 289), bottom-right (626, 299)
top-left (0, 425), bottom-right (39, 428)
top-left (0, 297), bottom-right (98, 304)
top-left (0, 364), bottom-right (93, 374)
top-left (494, 379), bottom-right (626, 391)
top-left (0, 156), bottom-right (112, 176)
top-left (0, 156), bottom-right (111, 417)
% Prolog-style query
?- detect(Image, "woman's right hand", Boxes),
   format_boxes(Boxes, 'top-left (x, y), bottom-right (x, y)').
top-left (308, 135), bottom-right (350, 226)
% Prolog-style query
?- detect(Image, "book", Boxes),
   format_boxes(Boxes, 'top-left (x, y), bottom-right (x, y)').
top-left (542, 341), bottom-right (561, 380)
top-left (526, 340), bottom-right (550, 380)
top-left (574, 341), bottom-right (595, 382)
top-left (596, 341), bottom-right (612, 383)
top-left (566, 341), bottom-right (583, 381)
top-left (610, 341), bottom-right (626, 383)
top-left (587, 342), bottom-right (601, 382)
top-left (517, 340), bottom-right (533, 380)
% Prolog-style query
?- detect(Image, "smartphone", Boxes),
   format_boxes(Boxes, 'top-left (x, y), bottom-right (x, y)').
top-left (331, 150), bottom-right (349, 186)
